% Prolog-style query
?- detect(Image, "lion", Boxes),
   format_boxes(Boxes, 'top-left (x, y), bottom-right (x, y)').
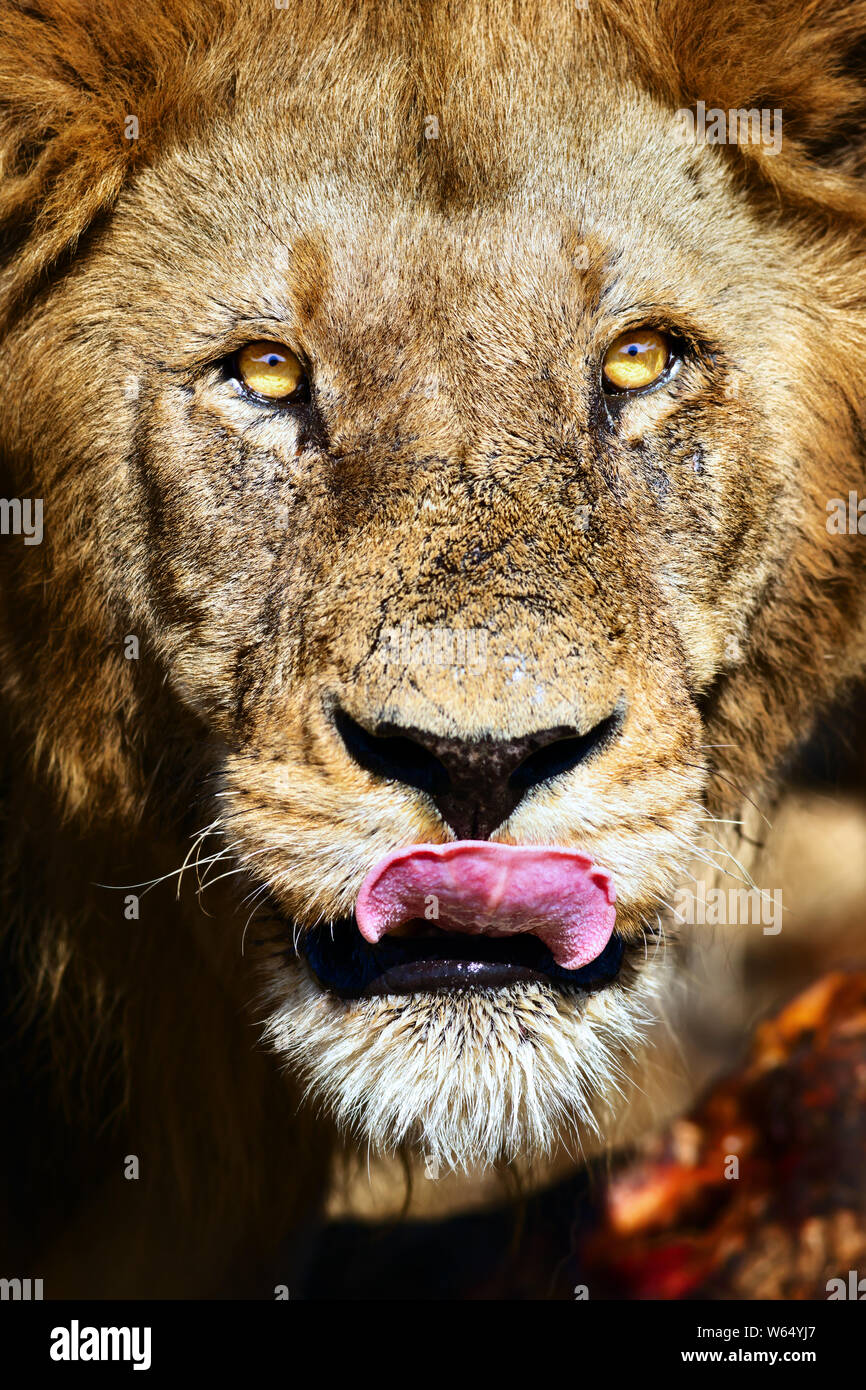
top-left (2, 0), bottom-right (866, 1297)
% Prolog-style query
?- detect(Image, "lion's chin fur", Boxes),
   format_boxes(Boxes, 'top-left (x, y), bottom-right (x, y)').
top-left (262, 957), bottom-right (669, 1172)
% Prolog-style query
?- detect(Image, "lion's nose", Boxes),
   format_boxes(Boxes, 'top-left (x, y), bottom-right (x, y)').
top-left (332, 705), bottom-right (624, 840)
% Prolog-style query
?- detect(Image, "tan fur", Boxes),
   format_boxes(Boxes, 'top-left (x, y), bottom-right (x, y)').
top-left (2, 0), bottom-right (866, 1294)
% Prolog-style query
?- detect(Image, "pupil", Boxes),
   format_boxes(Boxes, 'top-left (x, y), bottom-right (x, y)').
top-left (266, 355), bottom-right (280, 365)
top-left (627, 345), bottom-right (639, 356)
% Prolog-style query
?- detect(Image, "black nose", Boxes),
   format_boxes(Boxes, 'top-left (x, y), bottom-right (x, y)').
top-left (332, 705), bottom-right (624, 840)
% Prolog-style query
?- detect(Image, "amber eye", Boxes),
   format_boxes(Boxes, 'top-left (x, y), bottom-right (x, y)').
top-left (602, 328), bottom-right (670, 393)
top-left (235, 341), bottom-right (307, 400)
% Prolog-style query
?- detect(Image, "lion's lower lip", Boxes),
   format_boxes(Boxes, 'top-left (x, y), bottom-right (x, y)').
top-left (358, 958), bottom-right (552, 995)
top-left (296, 917), bottom-right (625, 999)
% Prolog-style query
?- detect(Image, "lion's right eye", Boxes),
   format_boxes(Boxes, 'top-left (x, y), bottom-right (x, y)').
top-left (235, 341), bottom-right (308, 401)
top-left (602, 328), bottom-right (670, 393)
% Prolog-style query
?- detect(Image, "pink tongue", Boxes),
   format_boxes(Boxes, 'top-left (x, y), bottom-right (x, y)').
top-left (355, 841), bottom-right (616, 971)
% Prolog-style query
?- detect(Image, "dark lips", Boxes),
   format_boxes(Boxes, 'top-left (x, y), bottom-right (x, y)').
top-left (298, 916), bottom-right (625, 999)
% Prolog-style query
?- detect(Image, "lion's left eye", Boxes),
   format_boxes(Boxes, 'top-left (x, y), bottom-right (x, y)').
top-left (602, 328), bottom-right (670, 393)
top-left (235, 341), bottom-right (308, 400)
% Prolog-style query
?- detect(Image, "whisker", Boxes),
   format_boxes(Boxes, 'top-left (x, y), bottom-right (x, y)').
top-left (681, 760), bottom-right (773, 829)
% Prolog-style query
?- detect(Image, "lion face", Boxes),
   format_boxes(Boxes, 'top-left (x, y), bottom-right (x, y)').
top-left (4, 2), bottom-right (866, 1175)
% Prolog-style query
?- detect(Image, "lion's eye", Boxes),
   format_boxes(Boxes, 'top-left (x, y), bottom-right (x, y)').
top-left (235, 341), bottom-right (307, 400)
top-left (602, 328), bottom-right (670, 393)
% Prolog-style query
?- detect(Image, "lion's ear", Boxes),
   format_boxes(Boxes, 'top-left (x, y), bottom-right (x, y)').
top-left (0, 0), bottom-right (234, 327)
top-left (615, 0), bottom-right (866, 217)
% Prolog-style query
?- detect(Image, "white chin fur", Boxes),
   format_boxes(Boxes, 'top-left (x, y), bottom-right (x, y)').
top-left (261, 955), bottom-right (671, 1172)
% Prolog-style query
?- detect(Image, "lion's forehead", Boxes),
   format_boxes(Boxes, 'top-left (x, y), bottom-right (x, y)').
top-left (103, 101), bottom-right (788, 416)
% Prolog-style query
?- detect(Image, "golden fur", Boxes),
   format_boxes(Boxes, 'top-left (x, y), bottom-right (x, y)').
top-left (2, 0), bottom-right (866, 1295)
